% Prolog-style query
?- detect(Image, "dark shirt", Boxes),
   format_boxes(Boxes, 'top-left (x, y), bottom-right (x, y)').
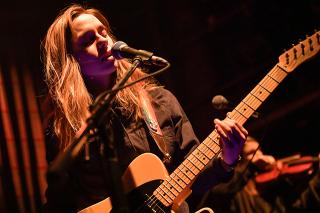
top-left (44, 87), bottom-right (233, 212)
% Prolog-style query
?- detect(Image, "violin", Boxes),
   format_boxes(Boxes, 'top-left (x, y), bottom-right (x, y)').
top-left (255, 154), bottom-right (320, 184)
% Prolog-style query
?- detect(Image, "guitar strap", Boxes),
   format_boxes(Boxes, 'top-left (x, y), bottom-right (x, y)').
top-left (139, 89), bottom-right (172, 163)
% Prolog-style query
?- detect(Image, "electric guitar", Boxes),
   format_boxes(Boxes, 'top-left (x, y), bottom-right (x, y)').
top-left (79, 31), bottom-right (320, 213)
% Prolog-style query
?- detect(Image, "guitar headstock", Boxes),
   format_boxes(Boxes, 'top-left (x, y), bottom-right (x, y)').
top-left (278, 30), bottom-right (320, 72)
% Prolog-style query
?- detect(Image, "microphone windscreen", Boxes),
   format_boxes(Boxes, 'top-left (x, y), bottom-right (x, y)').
top-left (111, 41), bottom-right (127, 59)
top-left (212, 95), bottom-right (229, 110)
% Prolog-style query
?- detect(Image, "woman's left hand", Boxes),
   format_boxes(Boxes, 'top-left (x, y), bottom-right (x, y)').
top-left (214, 118), bottom-right (248, 166)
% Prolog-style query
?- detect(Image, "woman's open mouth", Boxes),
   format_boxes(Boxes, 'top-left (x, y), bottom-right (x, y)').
top-left (100, 53), bottom-right (112, 62)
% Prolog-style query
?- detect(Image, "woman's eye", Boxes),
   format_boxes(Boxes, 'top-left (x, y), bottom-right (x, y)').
top-left (81, 33), bottom-right (95, 47)
top-left (83, 40), bottom-right (93, 47)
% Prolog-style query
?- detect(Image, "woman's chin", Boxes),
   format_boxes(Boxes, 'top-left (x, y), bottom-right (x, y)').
top-left (80, 61), bottom-right (116, 77)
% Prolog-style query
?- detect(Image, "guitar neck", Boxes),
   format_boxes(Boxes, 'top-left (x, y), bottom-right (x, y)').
top-left (153, 63), bottom-right (289, 207)
top-left (230, 63), bottom-right (288, 125)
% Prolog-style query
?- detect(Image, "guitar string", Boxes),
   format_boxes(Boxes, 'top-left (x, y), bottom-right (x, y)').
top-left (144, 192), bottom-right (166, 212)
top-left (133, 193), bottom-right (166, 213)
top-left (145, 134), bottom-right (222, 209)
top-left (142, 65), bottom-right (286, 211)
top-left (145, 126), bottom-right (223, 208)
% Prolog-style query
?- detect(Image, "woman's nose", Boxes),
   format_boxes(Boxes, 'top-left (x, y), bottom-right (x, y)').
top-left (96, 35), bottom-right (108, 50)
top-left (97, 41), bottom-right (108, 56)
top-left (97, 35), bottom-right (107, 45)
top-left (97, 41), bottom-right (107, 50)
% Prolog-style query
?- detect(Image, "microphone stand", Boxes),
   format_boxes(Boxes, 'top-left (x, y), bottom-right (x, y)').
top-left (48, 58), bottom-right (142, 213)
top-left (93, 58), bottom-right (143, 213)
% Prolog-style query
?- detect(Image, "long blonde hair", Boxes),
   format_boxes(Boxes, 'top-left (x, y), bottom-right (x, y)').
top-left (41, 4), bottom-right (157, 150)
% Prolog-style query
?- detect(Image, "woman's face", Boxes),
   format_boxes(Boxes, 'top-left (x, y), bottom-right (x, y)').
top-left (71, 13), bottom-right (116, 82)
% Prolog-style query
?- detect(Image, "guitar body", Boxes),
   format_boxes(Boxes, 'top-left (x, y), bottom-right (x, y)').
top-left (79, 153), bottom-right (188, 213)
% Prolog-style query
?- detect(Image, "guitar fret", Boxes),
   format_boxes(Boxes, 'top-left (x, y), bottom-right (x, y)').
top-left (201, 141), bottom-right (216, 154)
top-left (235, 101), bottom-right (255, 118)
top-left (167, 177), bottom-right (183, 192)
top-left (276, 64), bottom-right (289, 74)
top-left (195, 147), bottom-right (211, 165)
top-left (260, 75), bottom-right (279, 93)
top-left (208, 130), bottom-right (219, 140)
top-left (267, 73), bottom-right (280, 84)
top-left (196, 145), bottom-right (210, 157)
top-left (271, 66), bottom-right (288, 82)
top-left (234, 108), bottom-right (249, 119)
top-left (202, 141), bottom-right (219, 157)
top-left (170, 172), bottom-right (187, 187)
top-left (198, 143), bottom-right (215, 159)
top-left (228, 111), bottom-right (247, 125)
top-left (176, 166), bottom-right (192, 183)
top-left (164, 178), bottom-right (182, 195)
top-left (204, 137), bottom-right (216, 148)
top-left (173, 174), bottom-right (189, 190)
top-left (156, 185), bottom-right (174, 200)
top-left (207, 133), bottom-right (220, 146)
top-left (182, 161), bottom-right (197, 176)
top-left (249, 91), bottom-right (264, 102)
top-left (159, 184), bottom-right (176, 200)
top-left (154, 187), bottom-right (173, 204)
top-left (189, 154), bottom-right (205, 170)
top-left (243, 93), bottom-right (262, 111)
top-left (240, 100), bottom-right (255, 111)
top-left (191, 152), bottom-right (207, 167)
top-left (205, 136), bottom-right (221, 153)
top-left (179, 163), bottom-right (196, 179)
top-left (161, 180), bottom-right (179, 196)
top-left (251, 84), bottom-right (270, 102)
top-left (185, 158), bottom-right (201, 174)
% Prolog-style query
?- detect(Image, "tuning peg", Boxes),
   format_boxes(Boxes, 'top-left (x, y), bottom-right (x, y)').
top-left (292, 44), bottom-right (297, 59)
top-left (308, 38), bottom-right (314, 51)
top-left (285, 53), bottom-right (290, 64)
top-left (316, 31), bottom-right (320, 44)
top-left (299, 42), bottom-right (305, 55)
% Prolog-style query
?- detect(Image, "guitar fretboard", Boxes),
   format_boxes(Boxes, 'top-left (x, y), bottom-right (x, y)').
top-left (153, 64), bottom-right (288, 206)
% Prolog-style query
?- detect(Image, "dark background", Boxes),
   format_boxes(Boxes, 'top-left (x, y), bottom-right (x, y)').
top-left (2, 0), bottom-right (320, 158)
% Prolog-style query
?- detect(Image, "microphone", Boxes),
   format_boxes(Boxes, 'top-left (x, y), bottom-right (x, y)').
top-left (111, 41), bottom-right (168, 66)
top-left (212, 95), bottom-right (260, 118)
top-left (212, 95), bottom-right (229, 110)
